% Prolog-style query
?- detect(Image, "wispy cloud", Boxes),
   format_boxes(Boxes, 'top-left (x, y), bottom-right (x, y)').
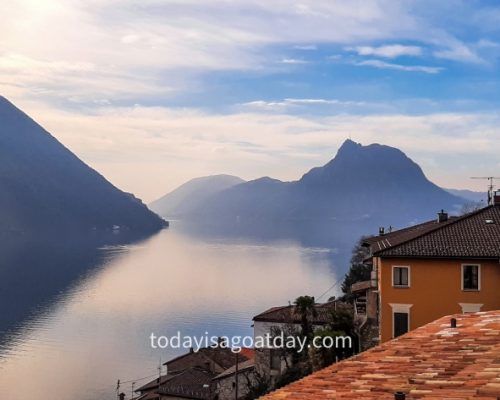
top-left (355, 59), bottom-right (443, 74)
top-left (293, 44), bottom-right (317, 51)
top-left (346, 44), bottom-right (423, 58)
top-left (433, 43), bottom-right (485, 64)
top-left (280, 58), bottom-right (310, 64)
top-left (240, 98), bottom-right (366, 111)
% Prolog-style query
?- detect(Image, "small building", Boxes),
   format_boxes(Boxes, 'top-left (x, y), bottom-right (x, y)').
top-left (261, 310), bottom-right (500, 399)
top-left (136, 346), bottom-right (253, 400)
top-left (252, 301), bottom-right (350, 381)
top-left (212, 356), bottom-right (256, 400)
top-left (363, 198), bottom-right (500, 342)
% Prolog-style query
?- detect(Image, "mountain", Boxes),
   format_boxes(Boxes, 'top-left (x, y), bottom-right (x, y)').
top-left (150, 175), bottom-right (245, 218)
top-left (171, 140), bottom-right (464, 229)
top-left (446, 188), bottom-right (487, 204)
top-left (0, 96), bottom-right (165, 235)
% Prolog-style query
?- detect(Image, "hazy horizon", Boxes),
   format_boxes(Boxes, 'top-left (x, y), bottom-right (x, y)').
top-left (1, 1), bottom-right (500, 201)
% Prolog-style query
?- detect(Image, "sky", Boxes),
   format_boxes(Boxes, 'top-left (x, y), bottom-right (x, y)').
top-left (1, 0), bottom-right (500, 202)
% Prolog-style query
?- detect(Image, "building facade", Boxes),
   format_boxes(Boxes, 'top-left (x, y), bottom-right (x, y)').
top-left (364, 200), bottom-right (500, 342)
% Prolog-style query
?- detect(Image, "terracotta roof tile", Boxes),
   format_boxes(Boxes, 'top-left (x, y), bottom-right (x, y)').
top-left (260, 311), bottom-right (500, 400)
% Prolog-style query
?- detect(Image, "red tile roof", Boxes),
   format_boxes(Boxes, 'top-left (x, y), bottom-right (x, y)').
top-left (260, 310), bottom-right (500, 399)
top-left (368, 205), bottom-right (500, 259)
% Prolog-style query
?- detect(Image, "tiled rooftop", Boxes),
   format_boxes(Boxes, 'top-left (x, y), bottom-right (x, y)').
top-left (367, 205), bottom-right (500, 258)
top-left (260, 310), bottom-right (500, 399)
top-left (253, 301), bottom-right (343, 324)
top-left (164, 346), bottom-right (250, 371)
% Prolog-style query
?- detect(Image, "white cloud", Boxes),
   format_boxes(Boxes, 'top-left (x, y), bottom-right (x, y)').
top-left (347, 44), bottom-right (422, 58)
top-left (0, 0), bottom-right (477, 104)
top-left (239, 98), bottom-right (367, 111)
top-left (355, 59), bottom-right (443, 74)
top-left (280, 58), bottom-right (310, 64)
top-left (293, 44), bottom-right (317, 50)
top-left (433, 43), bottom-right (484, 64)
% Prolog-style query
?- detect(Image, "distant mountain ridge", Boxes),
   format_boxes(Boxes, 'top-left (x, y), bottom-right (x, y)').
top-left (154, 140), bottom-right (465, 229)
top-left (445, 188), bottom-right (487, 204)
top-left (150, 175), bottom-right (245, 218)
top-left (0, 96), bottom-right (165, 235)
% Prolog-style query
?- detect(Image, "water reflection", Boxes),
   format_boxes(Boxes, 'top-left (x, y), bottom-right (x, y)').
top-left (0, 227), bottom-right (341, 399)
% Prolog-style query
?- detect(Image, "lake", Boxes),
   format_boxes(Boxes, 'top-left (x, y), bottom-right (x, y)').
top-left (0, 224), bottom-right (345, 399)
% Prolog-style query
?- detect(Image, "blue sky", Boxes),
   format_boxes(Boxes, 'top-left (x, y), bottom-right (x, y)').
top-left (1, 0), bottom-right (500, 200)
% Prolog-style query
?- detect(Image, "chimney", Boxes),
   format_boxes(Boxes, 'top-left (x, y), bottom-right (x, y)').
top-left (494, 191), bottom-right (500, 206)
top-left (379, 227), bottom-right (385, 236)
top-left (451, 318), bottom-right (457, 328)
top-left (437, 209), bottom-right (448, 223)
top-left (394, 392), bottom-right (406, 400)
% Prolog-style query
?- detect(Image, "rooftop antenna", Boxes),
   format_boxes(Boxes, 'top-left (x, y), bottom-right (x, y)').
top-left (470, 177), bottom-right (500, 205)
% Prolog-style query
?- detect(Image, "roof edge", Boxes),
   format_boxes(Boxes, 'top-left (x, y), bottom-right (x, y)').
top-left (372, 205), bottom-right (495, 257)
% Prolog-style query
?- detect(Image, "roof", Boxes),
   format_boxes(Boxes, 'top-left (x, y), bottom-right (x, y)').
top-left (239, 347), bottom-right (255, 360)
top-left (369, 205), bottom-right (500, 259)
top-left (164, 346), bottom-right (250, 371)
top-left (137, 374), bottom-right (173, 392)
top-left (363, 218), bottom-right (457, 253)
top-left (213, 358), bottom-right (255, 381)
top-left (134, 392), bottom-right (160, 400)
top-left (158, 366), bottom-right (214, 400)
top-left (261, 310), bottom-right (500, 399)
top-left (253, 301), bottom-right (341, 324)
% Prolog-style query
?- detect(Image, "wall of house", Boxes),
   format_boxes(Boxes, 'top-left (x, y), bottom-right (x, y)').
top-left (214, 370), bottom-right (255, 400)
top-left (254, 321), bottom-right (289, 340)
top-left (378, 257), bottom-right (500, 342)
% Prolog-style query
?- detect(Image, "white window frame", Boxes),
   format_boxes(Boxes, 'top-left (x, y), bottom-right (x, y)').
top-left (392, 265), bottom-right (411, 288)
top-left (459, 303), bottom-right (483, 313)
top-left (461, 264), bottom-right (481, 291)
top-left (389, 303), bottom-right (412, 339)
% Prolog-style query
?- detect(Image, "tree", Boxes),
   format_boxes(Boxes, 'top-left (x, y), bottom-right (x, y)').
top-left (341, 236), bottom-right (372, 294)
top-left (460, 200), bottom-right (483, 215)
top-left (309, 308), bottom-right (356, 371)
top-left (294, 295), bottom-right (317, 340)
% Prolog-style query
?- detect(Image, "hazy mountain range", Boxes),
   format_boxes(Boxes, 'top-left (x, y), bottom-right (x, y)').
top-left (445, 188), bottom-right (486, 204)
top-left (0, 96), bottom-right (165, 236)
top-left (0, 95), bottom-right (477, 240)
top-left (150, 175), bottom-right (244, 218)
top-left (151, 140), bottom-right (467, 230)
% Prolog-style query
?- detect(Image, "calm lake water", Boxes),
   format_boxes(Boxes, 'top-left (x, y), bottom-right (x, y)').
top-left (0, 224), bottom-right (343, 400)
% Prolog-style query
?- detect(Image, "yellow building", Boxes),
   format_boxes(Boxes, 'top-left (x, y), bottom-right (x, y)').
top-left (364, 200), bottom-right (500, 343)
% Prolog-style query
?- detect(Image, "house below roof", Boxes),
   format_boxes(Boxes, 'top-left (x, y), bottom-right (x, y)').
top-left (260, 310), bottom-right (500, 399)
top-left (213, 357), bottom-right (256, 400)
top-left (363, 204), bottom-right (500, 342)
top-left (136, 346), bottom-right (253, 400)
top-left (252, 300), bottom-right (354, 386)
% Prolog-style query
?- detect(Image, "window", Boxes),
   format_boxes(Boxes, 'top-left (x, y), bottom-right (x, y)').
top-left (393, 312), bottom-right (409, 337)
top-left (392, 266), bottom-right (410, 287)
top-left (459, 303), bottom-right (483, 313)
top-left (462, 264), bottom-right (480, 291)
top-left (390, 303), bottom-right (412, 338)
top-left (270, 349), bottom-right (281, 371)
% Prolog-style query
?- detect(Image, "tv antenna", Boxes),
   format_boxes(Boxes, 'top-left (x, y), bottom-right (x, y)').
top-left (470, 176), bottom-right (500, 205)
